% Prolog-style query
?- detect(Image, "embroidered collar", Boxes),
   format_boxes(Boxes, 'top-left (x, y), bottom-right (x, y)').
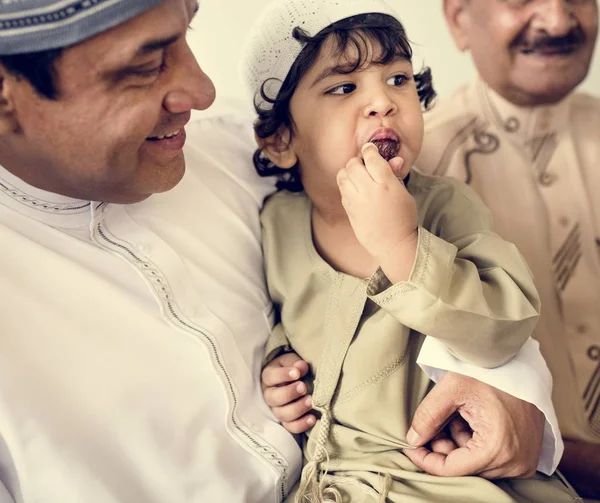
top-left (474, 78), bottom-right (571, 154)
top-left (0, 165), bottom-right (95, 229)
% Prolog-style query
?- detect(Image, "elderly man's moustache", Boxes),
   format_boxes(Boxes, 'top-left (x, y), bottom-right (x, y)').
top-left (515, 28), bottom-right (585, 53)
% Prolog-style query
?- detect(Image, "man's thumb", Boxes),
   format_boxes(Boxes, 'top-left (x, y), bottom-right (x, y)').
top-left (407, 379), bottom-right (458, 446)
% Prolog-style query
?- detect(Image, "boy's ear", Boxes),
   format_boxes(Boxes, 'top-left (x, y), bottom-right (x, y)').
top-left (443, 0), bottom-right (471, 52)
top-left (0, 65), bottom-right (20, 135)
top-left (255, 127), bottom-right (297, 170)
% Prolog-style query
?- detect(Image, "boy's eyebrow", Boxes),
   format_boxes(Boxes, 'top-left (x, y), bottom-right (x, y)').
top-left (309, 55), bottom-right (411, 88)
top-left (310, 64), bottom-right (356, 88)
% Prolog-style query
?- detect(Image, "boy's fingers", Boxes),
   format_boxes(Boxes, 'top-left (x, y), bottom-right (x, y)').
top-left (264, 380), bottom-right (308, 408)
top-left (345, 157), bottom-right (372, 189)
top-left (389, 157), bottom-right (407, 179)
top-left (272, 395), bottom-right (314, 423)
top-left (361, 143), bottom-right (394, 183)
top-left (261, 361), bottom-right (308, 388)
top-left (272, 352), bottom-right (305, 368)
top-left (282, 414), bottom-right (317, 435)
top-left (336, 168), bottom-right (358, 194)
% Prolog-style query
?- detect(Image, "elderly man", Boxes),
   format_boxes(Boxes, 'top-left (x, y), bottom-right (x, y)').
top-left (0, 0), bottom-right (578, 501)
top-left (417, 0), bottom-right (600, 499)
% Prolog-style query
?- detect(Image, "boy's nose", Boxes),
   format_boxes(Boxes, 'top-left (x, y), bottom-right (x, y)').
top-left (364, 92), bottom-right (397, 118)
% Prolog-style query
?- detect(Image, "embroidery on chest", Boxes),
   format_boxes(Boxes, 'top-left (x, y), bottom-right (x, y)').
top-left (464, 125), bottom-right (501, 185)
top-left (529, 134), bottom-right (558, 186)
top-left (552, 222), bottom-right (583, 292)
top-left (583, 345), bottom-right (600, 435)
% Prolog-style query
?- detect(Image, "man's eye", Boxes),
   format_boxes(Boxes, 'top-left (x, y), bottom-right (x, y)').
top-left (133, 67), bottom-right (162, 77)
top-left (386, 74), bottom-right (409, 87)
top-left (327, 83), bottom-right (356, 95)
top-left (131, 59), bottom-right (166, 79)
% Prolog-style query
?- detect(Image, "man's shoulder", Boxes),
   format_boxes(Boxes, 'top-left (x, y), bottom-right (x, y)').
top-left (570, 91), bottom-right (600, 108)
top-left (423, 84), bottom-right (479, 134)
top-left (410, 169), bottom-right (492, 227)
top-left (185, 112), bottom-right (254, 155)
top-left (418, 84), bottom-right (482, 177)
top-left (183, 111), bottom-right (276, 204)
top-left (569, 92), bottom-right (600, 123)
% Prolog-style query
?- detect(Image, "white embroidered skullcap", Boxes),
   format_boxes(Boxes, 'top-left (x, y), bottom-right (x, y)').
top-left (0, 0), bottom-right (164, 55)
top-left (242, 0), bottom-right (401, 111)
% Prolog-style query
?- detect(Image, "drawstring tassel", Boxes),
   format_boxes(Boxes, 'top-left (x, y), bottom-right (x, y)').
top-left (378, 473), bottom-right (392, 503)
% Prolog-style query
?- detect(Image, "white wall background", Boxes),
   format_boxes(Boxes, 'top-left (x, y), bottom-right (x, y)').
top-left (189, 0), bottom-right (599, 115)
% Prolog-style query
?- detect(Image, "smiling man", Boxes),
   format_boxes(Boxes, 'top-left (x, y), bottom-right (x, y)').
top-left (417, 0), bottom-right (600, 499)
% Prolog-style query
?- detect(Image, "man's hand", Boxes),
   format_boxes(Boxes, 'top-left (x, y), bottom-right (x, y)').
top-left (559, 438), bottom-right (600, 499)
top-left (261, 353), bottom-right (315, 434)
top-left (403, 372), bottom-right (544, 479)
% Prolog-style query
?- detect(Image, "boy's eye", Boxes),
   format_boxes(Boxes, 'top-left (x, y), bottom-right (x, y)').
top-left (386, 74), bottom-right (409, 87)
top-left (327, 83), bottom-right (356, 95)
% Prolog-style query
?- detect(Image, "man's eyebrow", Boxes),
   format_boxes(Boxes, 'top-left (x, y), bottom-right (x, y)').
top-left (134, 34), bottom-right (181, 58)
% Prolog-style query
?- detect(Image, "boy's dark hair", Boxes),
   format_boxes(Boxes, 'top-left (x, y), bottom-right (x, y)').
top-left (0, 48), bottom-right (64, 100)
top-left (252, 13), bottom-right (436, 192)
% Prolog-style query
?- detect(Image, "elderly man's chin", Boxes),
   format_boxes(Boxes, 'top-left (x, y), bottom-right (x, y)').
top-left (510, 57), bottom-right (591, 106)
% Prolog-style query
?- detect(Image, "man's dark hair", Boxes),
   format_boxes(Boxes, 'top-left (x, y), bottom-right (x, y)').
top-left (0, 48), bottom-right (63, 100)
top-left (252, 13), bottom-right (436, 192)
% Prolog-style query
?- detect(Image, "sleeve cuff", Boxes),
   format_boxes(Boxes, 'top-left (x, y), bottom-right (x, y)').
top-left (366, 226), bottom-right (456, 302)
top-left (263, 323), bottom-right (293, 367)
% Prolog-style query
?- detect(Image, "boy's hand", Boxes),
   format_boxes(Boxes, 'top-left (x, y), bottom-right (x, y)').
top-left (262, 353), bottom-right (316, 434)
top-left (337, 143), bottom-right (418, 281)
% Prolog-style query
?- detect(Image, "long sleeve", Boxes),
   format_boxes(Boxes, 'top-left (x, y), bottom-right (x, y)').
top-left (263, 322), bottom-right (293, 366)
top-left (367, 176), bottom-right (541, 368)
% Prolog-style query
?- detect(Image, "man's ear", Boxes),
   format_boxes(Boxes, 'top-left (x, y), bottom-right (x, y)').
top-left (255, 127), bottom-right (298, 169)
top-left (0, 65), bottom-right (19, 135)
top-left (443, 0), bottom-right (471, 52)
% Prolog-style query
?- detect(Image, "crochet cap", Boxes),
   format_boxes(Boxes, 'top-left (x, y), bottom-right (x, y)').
top-left (242, 0), bottom-right (400, 111)
top-left (0, 0), bottom-right (164, 55)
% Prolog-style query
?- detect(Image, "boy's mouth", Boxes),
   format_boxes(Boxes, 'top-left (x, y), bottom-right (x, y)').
top-left (369, 128), bottom-right (400, 161)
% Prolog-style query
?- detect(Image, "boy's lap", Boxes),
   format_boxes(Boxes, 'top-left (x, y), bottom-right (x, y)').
top-left (285, 469), bottom-right (580, 502)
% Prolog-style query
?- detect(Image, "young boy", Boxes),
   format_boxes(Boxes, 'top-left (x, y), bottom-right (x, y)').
top-left (243, 1), bottom-right (577, 501)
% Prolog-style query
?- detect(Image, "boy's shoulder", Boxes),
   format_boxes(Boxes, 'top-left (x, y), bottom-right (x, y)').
top-left (410, 168), bottom-right (477, 200)
top-left (409, 168), bottom-right (491, 224)
top-left (261, 190), bottom-right (310, 223)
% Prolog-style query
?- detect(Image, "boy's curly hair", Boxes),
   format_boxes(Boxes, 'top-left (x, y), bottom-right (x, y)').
top-left (252, 13), bottom-right (436, 192)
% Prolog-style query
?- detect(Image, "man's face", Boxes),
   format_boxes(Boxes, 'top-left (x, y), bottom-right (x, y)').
top-left (0, 0), bottom-right (215, 203)
top-left (450, 0), bottom-right (598, 106)
top-left (286, 37), bottom-right (424, 208)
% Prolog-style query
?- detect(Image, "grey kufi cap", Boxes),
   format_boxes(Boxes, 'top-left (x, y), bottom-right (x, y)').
top-left (0, 0), bottom-right (165, 55)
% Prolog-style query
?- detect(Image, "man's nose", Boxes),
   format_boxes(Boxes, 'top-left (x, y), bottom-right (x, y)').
top-left (530, 0), bottom-right (578, 37)
top-left (163, 44), bottom-right (216, 114)
top-left (363, 88), bottom-right (397, 118)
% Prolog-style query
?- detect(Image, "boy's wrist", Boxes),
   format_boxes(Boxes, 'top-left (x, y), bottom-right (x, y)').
top-left (376, 229), bottom-right (418, 284)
